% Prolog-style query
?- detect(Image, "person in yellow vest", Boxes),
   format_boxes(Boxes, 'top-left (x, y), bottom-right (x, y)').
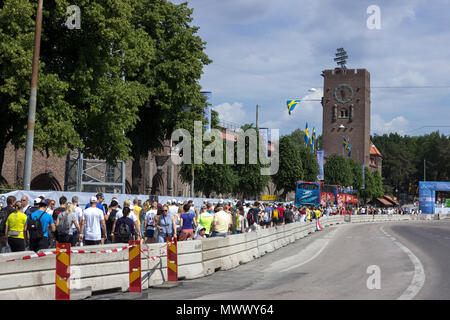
top-left (197, 205), bottom-right (214, 237)
top-left (314, 207), bottom-right (321, 219)
top-left (5, 201), bottom-right (27, 252)
top-left (306, 207), bottom-right (312, 221)
top-left (231, 206), bottom-right (245, 234)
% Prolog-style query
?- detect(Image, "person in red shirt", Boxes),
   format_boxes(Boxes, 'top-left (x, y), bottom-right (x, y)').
top-left (277, 203), bottom-right (284, 225)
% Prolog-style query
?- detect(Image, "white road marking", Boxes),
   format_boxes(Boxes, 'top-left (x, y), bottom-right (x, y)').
top-left (279, 228), bottom-right (340, 273)
top-left (380, 227), bottom-right (426, 300)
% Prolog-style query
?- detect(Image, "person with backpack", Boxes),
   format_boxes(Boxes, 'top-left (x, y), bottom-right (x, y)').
top-left (4, 201), bottom-right (27, 252)
top-left (0, 196), bottom-right (16, 252)
top-left (24, 200), bottom-right (55, 252)
top-left (55, 203), bottom-right (80, 245)
top-left (112, 207), bottom-right (135, 243)
top-left (105, 200), bottom-right (120, 244)
top-left (52, 196), bottom-right (68, 245)
top-left (284, 205), bottom-right (294, 224)
top-left (247, 202), bottom-right (263, 232)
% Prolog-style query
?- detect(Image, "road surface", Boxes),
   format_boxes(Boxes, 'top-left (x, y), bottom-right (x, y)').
top-left (89, 219), bottom-right (450, 300)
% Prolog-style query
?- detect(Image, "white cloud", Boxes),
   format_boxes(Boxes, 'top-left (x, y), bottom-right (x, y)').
top-left (187, 0), bottom-right (450, 137)
top-left (371, 114), bottom-right (410, 136)
top-left (213, 102), bottom-right (248, 125)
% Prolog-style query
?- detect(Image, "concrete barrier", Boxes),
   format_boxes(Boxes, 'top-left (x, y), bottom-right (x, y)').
top-left (0, 213), bottom-right (438, 299)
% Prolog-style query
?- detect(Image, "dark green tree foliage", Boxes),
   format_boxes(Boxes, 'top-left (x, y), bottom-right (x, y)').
top-left (298, 146), bottom-right (319, 182)
top-left (324, 154), bottom-right (352, 187)
top-left (360, 169), bottom-right (375, 202)
top-left (232, 124), bottom-right (270, 199)
top-left (272, 136), bottom-right (303, 199)
top-left (285, 128), bottom-right (319, 181)
top-left (348, 158), bottom-right (363, 192)
top-left (372, 131), bottom-right (449, 194)
top-left (372, 170), bottom-right (384, 199)
top-left (0, 0), bottom-right (82, 173)
top-left (1, 0), bottom-right (211, 188)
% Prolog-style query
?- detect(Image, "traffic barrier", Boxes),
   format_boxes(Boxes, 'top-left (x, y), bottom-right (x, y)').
top-left (55, 243), bottom-right (71, 300)
top-left (128, 241), bottom-right (141, 292)
top-left (167, 237), bottom-right (178, 282)
top-left (0, 214), bottom-right (441, 299)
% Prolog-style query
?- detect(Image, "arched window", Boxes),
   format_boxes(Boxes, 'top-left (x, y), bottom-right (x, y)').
top-left (339, 108), bottom-right (349, 119)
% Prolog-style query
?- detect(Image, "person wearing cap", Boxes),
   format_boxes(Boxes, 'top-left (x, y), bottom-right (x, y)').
top-left (80, 196), bottom-right (107, 246)
top-left (194, 227), bottom-right (207, 240)
top-left (85, 193), bottom-right (106, 214)
top-left (28, 198), bottom-right (41, 216)
top-left (24, 200), bottom-right (55, 252)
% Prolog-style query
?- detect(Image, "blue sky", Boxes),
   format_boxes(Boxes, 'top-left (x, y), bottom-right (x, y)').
top-left (174, 0), bottom-right (450, 137)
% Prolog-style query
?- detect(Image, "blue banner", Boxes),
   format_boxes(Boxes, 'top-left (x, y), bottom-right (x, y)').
top-left (316, 150), bottom-right (324, 181)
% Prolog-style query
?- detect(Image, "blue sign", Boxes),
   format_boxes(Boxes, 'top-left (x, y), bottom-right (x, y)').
top-left (419, 181), bottom-right (450, 214)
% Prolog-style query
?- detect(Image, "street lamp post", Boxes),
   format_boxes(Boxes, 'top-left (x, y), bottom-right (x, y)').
top-left (23, 0), bottom-right (44, 190)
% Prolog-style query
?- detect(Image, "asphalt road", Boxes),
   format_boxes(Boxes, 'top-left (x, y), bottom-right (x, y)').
top-left (90, 219), bottom-right (450, 300)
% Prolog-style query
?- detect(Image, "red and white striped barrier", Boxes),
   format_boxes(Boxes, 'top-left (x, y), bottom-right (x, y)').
top-left (5, 243), bottom-right (169, 263)
top-left (5, 250), bottom-right (58, 262)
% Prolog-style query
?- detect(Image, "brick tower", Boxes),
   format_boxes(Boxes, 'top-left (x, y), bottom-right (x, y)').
top-left (321, 67), bottom-right (371, 167)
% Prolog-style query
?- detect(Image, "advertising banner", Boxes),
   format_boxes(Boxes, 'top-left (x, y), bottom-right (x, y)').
top-left (316, 150), bottom-right (324, 181)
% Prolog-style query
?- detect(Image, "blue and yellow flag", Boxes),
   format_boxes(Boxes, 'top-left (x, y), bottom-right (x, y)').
top-left (311, 127), bottom-right (316, 147)
top-left (286, 100), bottom-right (301, 115)
top-left (304, 123), bottom-right (310, 145)
top-left (343, 137), bottom-right (352, 158)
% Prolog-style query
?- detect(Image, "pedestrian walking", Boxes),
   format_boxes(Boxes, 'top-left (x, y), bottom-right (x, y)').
top-left (112, 207), bottom-right (136, 243)
top-left (179, 204), bottom-right (196, 241)
top-left (211, 206), bottom-right (232, 237)
top-left (156, 205), bottom-right (177, 243)
top-left (144, 203), bottom-right (158, 243)
top-left (55, 203), bottom-right (80, 246)
top-left (80, 196), bottom-right (107, 246)
top-left (197, 205), bottom-right (214, 237)
top-left (4, 201), bottom-right (27, 252)
top-left (24, 200), bottom-right (55, 252)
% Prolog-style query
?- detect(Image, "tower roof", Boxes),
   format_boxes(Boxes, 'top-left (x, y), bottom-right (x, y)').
top-left (370, 141), bottom-right (382, 158)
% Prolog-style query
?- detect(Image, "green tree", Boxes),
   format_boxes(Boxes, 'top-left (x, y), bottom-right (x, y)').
top-left (272, 136), bottom-right (303, 199)
top-left (0, 0), bottom-right (83, 176)
top-left (372, 170), bottom-right (384, 198)
top-left (360, 170), bottom-right (375, 203)
top-left (324, 154), bottom-right (353, 187)
top-left (348, 158), bottom-right (363, 192)
top-left (1, 0), bottom-right (212, 191)
top-left (232, 124), bottom-right (270, 199)
top-left (127, 0), bottom-right (212, 192)
top-left (298, 146), bottom-right (319, 182)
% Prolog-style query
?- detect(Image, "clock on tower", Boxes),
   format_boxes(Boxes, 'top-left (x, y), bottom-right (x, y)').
top-left (321, 67), bottom-right (371, 168)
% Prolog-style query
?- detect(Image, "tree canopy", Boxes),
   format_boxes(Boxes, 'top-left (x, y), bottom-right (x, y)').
top-left (0, 0), bottom-right (211, 186)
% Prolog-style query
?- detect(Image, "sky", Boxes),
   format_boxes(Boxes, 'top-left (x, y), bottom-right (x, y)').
top-left (173, 0), bottom-right (450, 137)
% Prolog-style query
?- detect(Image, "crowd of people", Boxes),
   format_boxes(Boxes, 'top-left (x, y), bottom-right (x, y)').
top-left (0, 193), bottom-right (413, 254)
